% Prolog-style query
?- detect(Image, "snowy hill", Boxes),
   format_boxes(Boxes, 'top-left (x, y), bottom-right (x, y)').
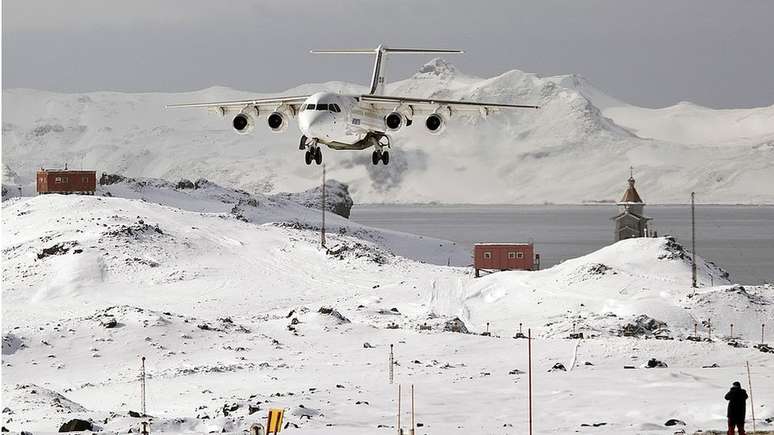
top-left (3, 60), bottom-right (773, 204)
top-left (2, 194), bottom-right (773, 433)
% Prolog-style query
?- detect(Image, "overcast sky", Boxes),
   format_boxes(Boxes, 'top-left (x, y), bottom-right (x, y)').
top-left (3, 0), bottom-right (773, 108)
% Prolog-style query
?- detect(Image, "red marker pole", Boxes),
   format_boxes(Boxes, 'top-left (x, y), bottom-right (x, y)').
top-left (528, 328), bottom-right (533, 435)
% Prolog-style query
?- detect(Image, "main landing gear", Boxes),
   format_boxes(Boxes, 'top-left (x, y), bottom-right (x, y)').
top-left (370, 133), bottom-right (391, 165)
top-left (371, 149), bottom-right (389, 165)
top-left (300, 135), bottom-right (323, 165)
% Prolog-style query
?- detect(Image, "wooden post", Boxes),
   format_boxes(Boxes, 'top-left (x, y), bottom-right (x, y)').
top-left (528, 328), bottom-right (533, 435)
top-left (730, 323), bottom-right (734, 340)
top-left (694, 322), bottom-right (698, 338)
top-left (763, 324), bottom-right (766, 344)
top-left (747, 361), bottom-right (756, 434)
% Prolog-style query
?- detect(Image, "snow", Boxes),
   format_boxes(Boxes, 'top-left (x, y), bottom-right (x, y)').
top-left (3, 60), bottom-right (773, 204)
top-left (2, 190), bottom-right (773, 434)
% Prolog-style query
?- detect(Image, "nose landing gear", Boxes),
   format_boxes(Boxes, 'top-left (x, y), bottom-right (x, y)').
top-left (301, 136), bottom-right (323, 165)
top-left (304, 147), bottom-right (322, 165)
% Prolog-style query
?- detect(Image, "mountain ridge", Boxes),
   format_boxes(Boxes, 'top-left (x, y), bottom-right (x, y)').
top-left (3, 59), bottom-right (773, 203)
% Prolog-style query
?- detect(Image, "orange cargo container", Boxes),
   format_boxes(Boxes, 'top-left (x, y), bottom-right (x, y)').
top-left (474, 243), bottom-right (539, 277)
top-left (36, 169), bottom-right (97, 195)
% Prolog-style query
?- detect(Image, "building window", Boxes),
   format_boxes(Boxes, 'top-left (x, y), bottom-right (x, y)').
top-left (483, 252), bottom-right (492, 259)
top-left (517, 252), bottom-right (524, 259)
top-left (55, 177), bottom-right (62, 183)
top-left (508, 252), bottom-right (516, 259)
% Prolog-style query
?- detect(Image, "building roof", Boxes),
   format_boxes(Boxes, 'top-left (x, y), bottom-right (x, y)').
top-left (619, 174), bottom-right (643, 204)
top-left (474, 243), bottom-right (532, 246)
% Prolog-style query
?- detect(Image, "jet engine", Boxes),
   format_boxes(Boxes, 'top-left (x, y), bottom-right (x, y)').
top-left (267, 111), bottom-right (289, 133)
top-left (232, 109), bottom-right (256, 135)
top-left (425, 113), bottom-right (446, 135)
top-left (384, 112), bottom-right (406, 132)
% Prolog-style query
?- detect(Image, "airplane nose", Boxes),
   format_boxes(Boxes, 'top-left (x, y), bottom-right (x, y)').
top-left (303, 112), bottom-right (331, 137)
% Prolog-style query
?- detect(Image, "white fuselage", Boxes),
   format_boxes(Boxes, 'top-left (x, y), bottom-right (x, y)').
top-left (297, 92), bottom-right (385, 149)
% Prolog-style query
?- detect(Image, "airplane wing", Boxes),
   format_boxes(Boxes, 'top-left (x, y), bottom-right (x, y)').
top-left (166, 95), bottom-right (309, 113)
top-left (358, 94), bottom-right (539, 114)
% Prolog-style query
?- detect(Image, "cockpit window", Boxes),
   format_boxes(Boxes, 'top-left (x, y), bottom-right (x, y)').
top-left (316, 104), bottom-right (329, 111)
top-left (331, 104), bottom-right (341, 112)
top-left (304, 104), bottom-right (315, 111)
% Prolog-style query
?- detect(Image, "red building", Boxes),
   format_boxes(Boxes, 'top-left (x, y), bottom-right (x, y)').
top-left (36, 169), bottom-right (97, 195)
top-left (474, 243), bottom-right (539, 277)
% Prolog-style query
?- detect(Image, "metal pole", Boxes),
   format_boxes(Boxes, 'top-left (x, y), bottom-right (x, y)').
top-left (397, 384), bottom-right (402, 435)
top-left (411, 384), bottom-right (415, 435)
top-left (746, 361), bottom-right (756, 434)
top-left (763, 324), bottom-right (766, 344)
top-left (140, 356), bottom-right (146, 417)
top-left (691, 192), bottom-right (697, 289)
top-left (528, 328), bottom-right (533, 435)
top-left (389, 344), bottom-right (394, 384)
top-left (321, 164), bottom-right (326, 248)
top-left (730, 323), bottom-right (734, 340)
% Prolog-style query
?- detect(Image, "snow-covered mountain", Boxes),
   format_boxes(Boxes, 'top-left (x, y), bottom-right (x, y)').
top-left (2, 192), bottom-right (773, 433)
top-left (2, 59), bottom-right (774, 204)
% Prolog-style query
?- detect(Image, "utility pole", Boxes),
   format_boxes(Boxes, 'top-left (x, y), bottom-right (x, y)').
top-left (528, 328), bottom-right (533, 435)
top-left (691, 192), bottom-right (697, 289)
top-left (321, 164), bottom-right (326, 248)
top-left (140, 356), bottom-right (146, 417)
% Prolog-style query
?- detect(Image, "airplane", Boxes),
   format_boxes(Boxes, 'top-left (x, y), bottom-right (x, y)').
top-left (166, 44), bottom-right (539, 166)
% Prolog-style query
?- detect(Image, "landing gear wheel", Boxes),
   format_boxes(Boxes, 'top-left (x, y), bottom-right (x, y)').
top-left (299, 135), bottom-right (308, 150)
top-left (304, 150), bottom-right (313, 165)
top-left (381, 151), bottom-right (390, 165)
top-left (314, 147), bottom-right (323, 165)
top-left (372, 150), bottom-right (381, 165)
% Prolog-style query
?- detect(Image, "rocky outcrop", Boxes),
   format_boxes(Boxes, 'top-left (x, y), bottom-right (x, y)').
top-left (272, 180), bottom-right (353, 218)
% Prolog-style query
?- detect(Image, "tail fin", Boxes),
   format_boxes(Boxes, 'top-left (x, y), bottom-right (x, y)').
top-left (311, 44), bottom-right (463, 95)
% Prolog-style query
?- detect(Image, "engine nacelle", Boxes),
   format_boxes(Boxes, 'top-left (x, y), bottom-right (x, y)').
top-left (267, 111), bottom-right (289, 133)
top-left (384, 112), bottom-right (406, 132)
top-left (425, 113), bottom-right (446, 135)
top-left (232, 111), bottom-right (256, 135)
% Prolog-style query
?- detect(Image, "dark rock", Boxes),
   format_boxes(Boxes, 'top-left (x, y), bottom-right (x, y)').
top-left (363, 342), bottom-right (374, 349)
top-left (101, 317), bottom-right (118, 328)
top-left (38, 242), bottom-right (78, 259)
top-left (176, 179), bottom-right (195, 189)
top-left (620, 314), bottom-right (668, 337)
top-left (318, 307), bottom-right (350, 323)
top-left (128, 410), bottom-right (142, 418)
top-left (549, 363), bottom-right (566, 372)
top-left (664, 419), bottom-right (685, 426)
top-left (99, 173), bottom-right (127, 186)
top-left (443, 318), bottom-right (469, 334)
top-left (646, 358), bottom-right (668, 368)
top-left (59, 418), bottom-right (93, 432)
top-left (272, 180), bottom-right (354, 218)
